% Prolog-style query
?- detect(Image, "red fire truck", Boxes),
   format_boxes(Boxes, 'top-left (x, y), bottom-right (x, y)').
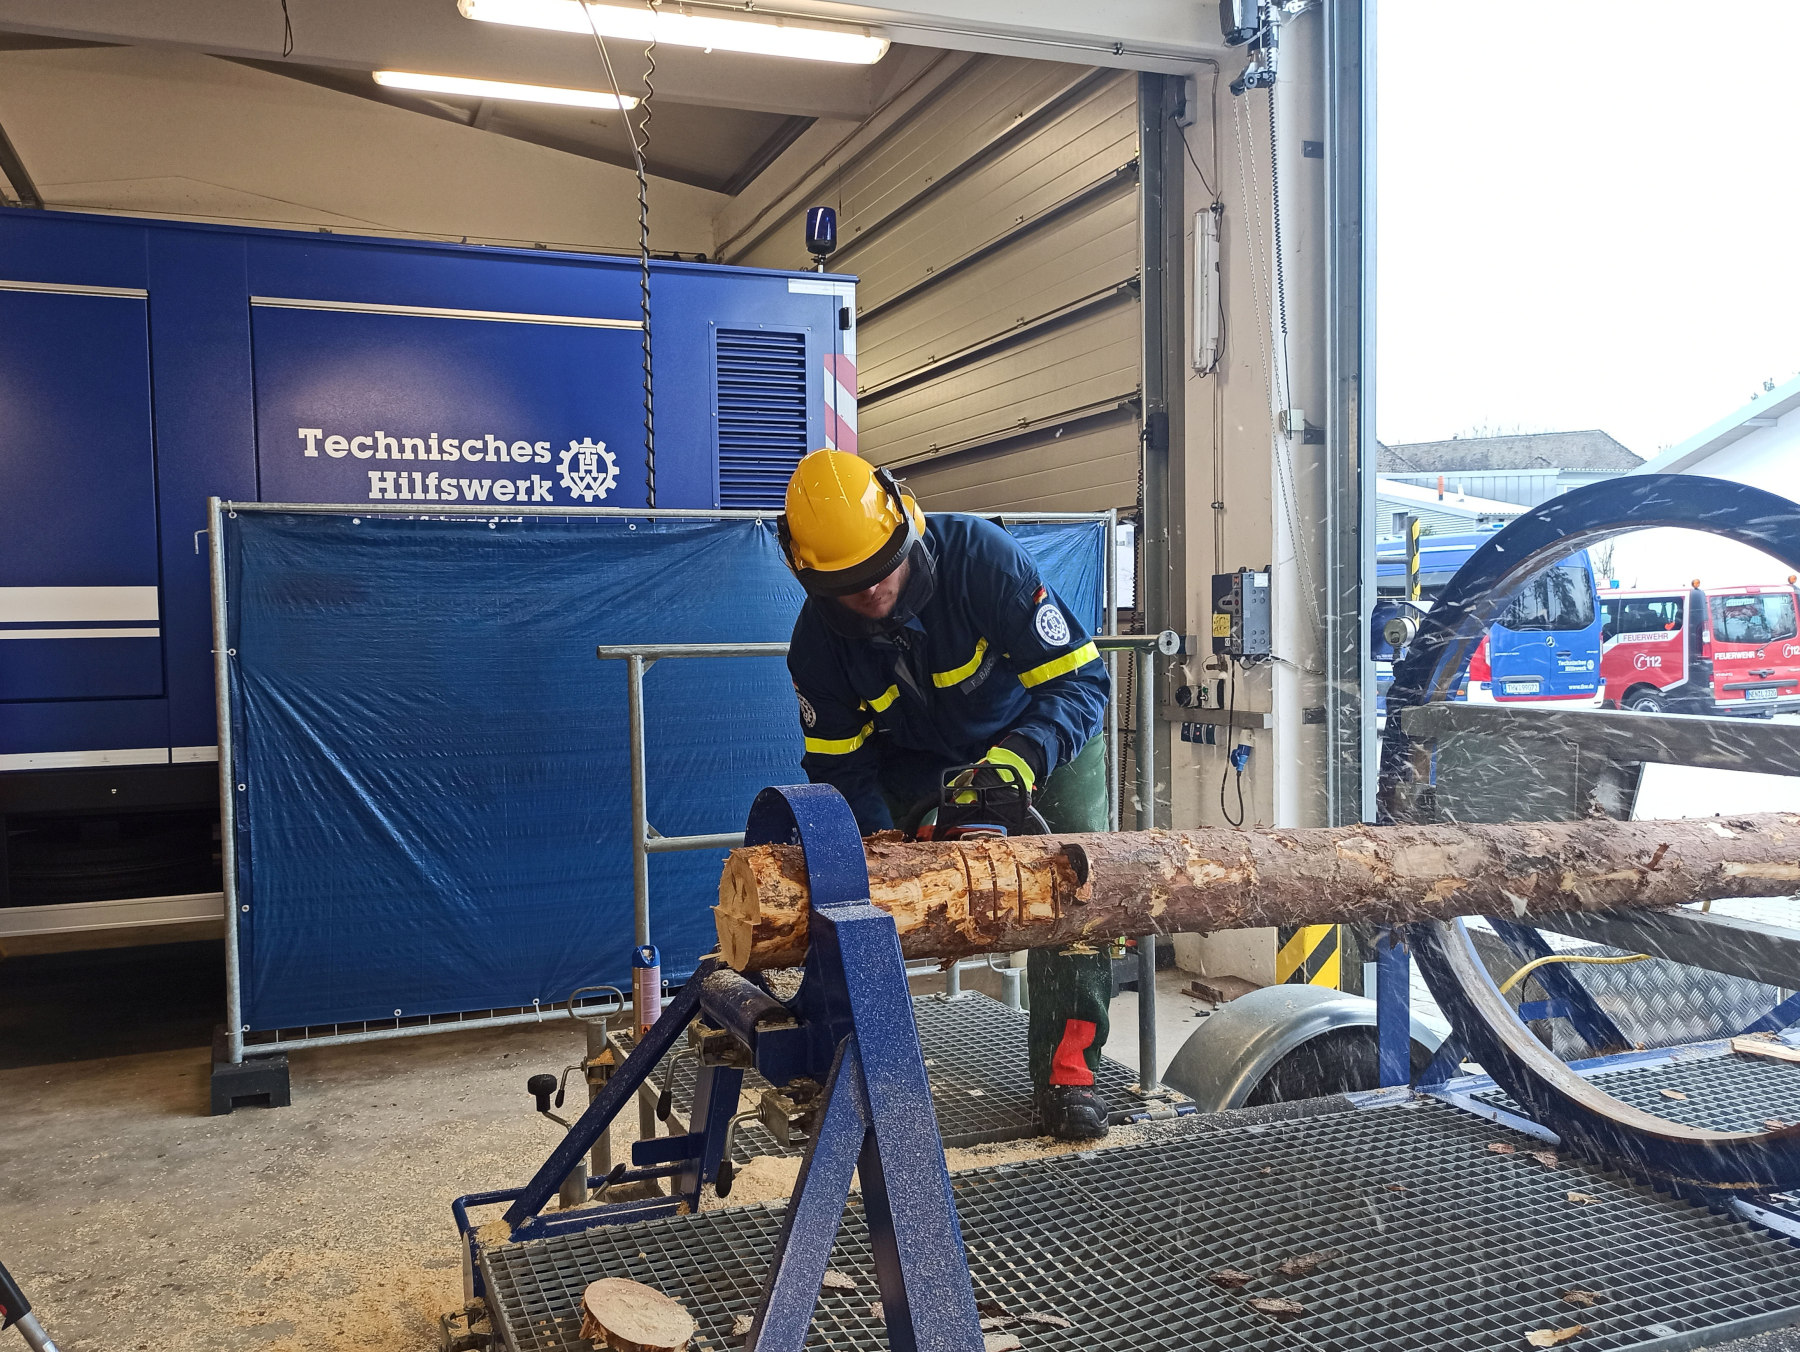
top-left (1599, 581), bottom-right (1800, 715)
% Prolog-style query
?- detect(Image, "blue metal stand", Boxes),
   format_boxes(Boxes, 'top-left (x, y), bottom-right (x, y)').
top-left (453, 783), bottom-right (983, 1351)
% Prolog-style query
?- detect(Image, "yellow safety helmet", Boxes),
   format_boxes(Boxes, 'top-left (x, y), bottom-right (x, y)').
top-left (779, 450), bottom-right (926, 597)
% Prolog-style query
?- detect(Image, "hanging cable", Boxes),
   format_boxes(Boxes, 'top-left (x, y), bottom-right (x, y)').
top-left (581, 1), bottom-right (658, 505)
top-left (1220, 662), bottom-right (1245, 827)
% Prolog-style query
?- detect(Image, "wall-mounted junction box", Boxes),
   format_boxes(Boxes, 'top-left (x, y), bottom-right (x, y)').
top-left (1211, 569), bottom-right (1272, 659)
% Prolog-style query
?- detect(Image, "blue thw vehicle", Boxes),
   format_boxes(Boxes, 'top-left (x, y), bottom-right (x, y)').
top-left (1374, 525), bottom-right (1605, 714)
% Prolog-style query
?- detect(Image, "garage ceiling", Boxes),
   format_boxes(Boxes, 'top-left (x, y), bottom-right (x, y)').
top-left (0, 0), bottom-right (945, 197)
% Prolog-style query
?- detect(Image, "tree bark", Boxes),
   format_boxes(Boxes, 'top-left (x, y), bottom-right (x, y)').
top-left (714, 814), bottom-right (1800, 971)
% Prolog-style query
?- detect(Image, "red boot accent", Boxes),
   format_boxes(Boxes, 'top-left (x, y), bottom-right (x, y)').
top-left (1049, 1019), bottom-right (1098, 1086)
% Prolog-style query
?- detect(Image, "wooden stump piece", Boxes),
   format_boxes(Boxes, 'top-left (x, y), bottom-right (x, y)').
top-left (577, 1278), bottom-right (697, 1352)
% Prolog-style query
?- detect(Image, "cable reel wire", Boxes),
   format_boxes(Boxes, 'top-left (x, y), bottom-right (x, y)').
top-left (581, 0), bottom-right (659, 506)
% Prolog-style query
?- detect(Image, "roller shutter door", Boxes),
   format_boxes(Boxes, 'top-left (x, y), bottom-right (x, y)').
top-left (726, 57), bottom-right (1142, 515)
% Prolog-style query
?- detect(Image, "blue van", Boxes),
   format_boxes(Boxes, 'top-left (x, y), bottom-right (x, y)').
top-left (1375, 527), bottom-right (1605, 712)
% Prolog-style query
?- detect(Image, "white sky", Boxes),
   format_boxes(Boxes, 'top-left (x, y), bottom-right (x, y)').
top-left (1377, 0), bottom-right (1800, 458)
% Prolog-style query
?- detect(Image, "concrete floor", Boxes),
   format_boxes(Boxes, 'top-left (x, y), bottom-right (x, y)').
top-left (2, 943), bottom-right (1794, 1351)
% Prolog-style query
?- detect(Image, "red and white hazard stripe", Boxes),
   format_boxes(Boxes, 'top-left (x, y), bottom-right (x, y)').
top-left (822, 352), bottom-right (857, 454)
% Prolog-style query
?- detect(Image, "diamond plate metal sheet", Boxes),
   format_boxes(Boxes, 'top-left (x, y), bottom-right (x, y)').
top-left (482, 1097), bottom-right (1800, 1352)
top-left (1474, 1042), bottom-right (1800, 1134)
top-left (618, 991), bottom-right (1175, 1161)
top-left (1469, 927), bottom-right (1787, 1060)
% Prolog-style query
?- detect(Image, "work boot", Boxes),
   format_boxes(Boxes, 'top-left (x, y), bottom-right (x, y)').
top-left (1036, 1084), bottom-right (1110, 1141)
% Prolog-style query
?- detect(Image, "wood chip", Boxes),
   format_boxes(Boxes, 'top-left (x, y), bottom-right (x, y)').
top-left (1529, 1151), bottom-right (1561, 1169)
top-left (1207, 1267), bottom-right (1258, 1289)
top-left (868, 1303), bottom-right (883, 1323)
top-left (1019, 1313), bottom-right (1074, 1329)
top-left (1487, 1142), bottom-right (1517, 1154)
top-left (730, 1314), bottom-right (754, 1337)
top-left (1274, 1250), bottom-right (1340, 1278)
top-left (578, 1279), bottom-right (698, 1352)
top-left (1247, 1297), bottom-right (1306, 1319)
top-left (979, 1317), bottom-right (1011, 1332)
top-left (1767, 1120), bottom-right (1791, 1132)
top-left (975, 1300), bottom-right (1011, 1319)
top-left (983, 1335), bottom-right (1023, 1352)
top-left (1526, 1325), bottom-right (1586, 1347)
top-left (1562, 1290), bottom-right (1599, 1307)
top-left (1566, 1191), bottom-right (1599, 1205)
top-left (1732, 1036), bottom-right (1800, 1064)
top-left (1659, 1088), bottom-right (1689, 1101)
top-left (820, 1270), bottom-right (858, 1291)
top-left (1385, 1183), bottom-right (1409, 1193)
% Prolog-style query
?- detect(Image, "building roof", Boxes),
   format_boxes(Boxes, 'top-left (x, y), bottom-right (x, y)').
top-left (1634, 371), bottom-right (1800, 475)
top-left (1376, 477), bottom-right (1526, 522)
top-left (1378, 430), bottom-right (1643, 474)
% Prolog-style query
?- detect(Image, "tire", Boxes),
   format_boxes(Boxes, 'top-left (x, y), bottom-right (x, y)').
top-left (1241, 1027), bottom-right (1436, 1106)
top-left (1623, 686), bottom-right (1666, 714)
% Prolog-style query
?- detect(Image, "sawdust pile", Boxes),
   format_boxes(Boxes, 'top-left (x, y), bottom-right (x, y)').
top-left (700, 1123), bottom-right (1156, 1211)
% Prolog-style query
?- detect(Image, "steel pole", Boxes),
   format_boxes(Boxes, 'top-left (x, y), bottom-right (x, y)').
top-left (625, 654), bottom-right (657, 1141)
top-left (1135, 644), bottom-right (1158, 1090)
top-left (208, 498), bottom-right (246, 1065)
top-left (625, 655), bottom-right (652, 954)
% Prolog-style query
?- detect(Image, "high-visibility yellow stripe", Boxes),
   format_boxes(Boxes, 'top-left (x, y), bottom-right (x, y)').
top-left (804, 722), bottom-right (874, 756)
top-left (932, 637), bottom-right (989, 688)
top-left (1017, 641), bottom-right (1100, 689)
top-left (865, 684), bottom-right (899, 712)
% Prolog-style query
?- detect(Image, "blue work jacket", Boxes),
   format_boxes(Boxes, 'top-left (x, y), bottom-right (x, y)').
top-left (787, 514), bottom-right (1109, 832)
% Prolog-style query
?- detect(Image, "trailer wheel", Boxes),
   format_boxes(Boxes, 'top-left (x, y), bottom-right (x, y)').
top-left (1622, 685), bottom-right (1666, 713)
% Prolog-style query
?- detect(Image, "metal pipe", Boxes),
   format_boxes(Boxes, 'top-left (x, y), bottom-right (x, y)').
top-left (598, 642), bottom-right (788, 661)
top-left (225, 502), bottom-right (1114, 525)
top-left (945, 961), bottom-right (962, 998)
top-left (208, 498), bottom-right (246, 1066)
top-left (1135, 642), bottom-right (1159, 1090)
top-left (240, 1004), bottom-right (593, 1052)
top-left (626, 655), bottom-right (651, 954)
top-left (1104, 508), bottom-right (1120, 834)
top-left (644, 831), bottom-right (746, 854)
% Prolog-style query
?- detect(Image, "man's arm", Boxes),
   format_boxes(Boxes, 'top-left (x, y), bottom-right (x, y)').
top-left (788, 643), bottom-right (893, 834)
top-left (963, 526), bottom-right (1109, 789)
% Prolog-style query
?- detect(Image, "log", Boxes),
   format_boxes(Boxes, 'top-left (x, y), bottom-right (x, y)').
top-left (714, 813), bottom-right (1800, 971)
top-left (578, 1278), bottom-right (697, 1352)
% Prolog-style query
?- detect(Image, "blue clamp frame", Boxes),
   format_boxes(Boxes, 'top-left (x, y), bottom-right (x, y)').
top-left (452, 783), bottom-right (985, 1349)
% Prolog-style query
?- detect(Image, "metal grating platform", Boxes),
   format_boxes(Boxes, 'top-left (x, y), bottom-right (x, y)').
top-left (1473, 1044), bottom-right (1800, 1133)
top-left (617, 992), bottom-right (1176, 1161)
top-left (481, 1097), bottom-right (1800, 1352)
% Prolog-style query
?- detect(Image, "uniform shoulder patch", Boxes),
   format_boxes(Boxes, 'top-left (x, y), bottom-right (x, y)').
top-left (796, 692), bottom-right (817, 728)
top-left (1034, 603), bottom-right (1070, 647)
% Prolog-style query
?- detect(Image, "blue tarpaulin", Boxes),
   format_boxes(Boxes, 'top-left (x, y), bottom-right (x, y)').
top-left (223, 510), bottom-right (1105, 1031)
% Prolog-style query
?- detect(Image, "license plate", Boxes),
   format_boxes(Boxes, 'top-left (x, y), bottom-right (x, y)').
top-left (1746, 686), bottom-right (1779, 702)
top-left (1502, 681), bottom-right (1541, 696)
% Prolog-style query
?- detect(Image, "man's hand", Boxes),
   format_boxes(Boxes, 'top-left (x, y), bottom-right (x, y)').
top-left (932, 757), bottom-right (1034, 838)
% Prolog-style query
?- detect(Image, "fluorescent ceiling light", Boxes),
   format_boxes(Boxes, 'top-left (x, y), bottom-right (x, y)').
top-left (373, 69), bottom-right (639, 109)
top-left (458, 0), bottom-right (890, 65)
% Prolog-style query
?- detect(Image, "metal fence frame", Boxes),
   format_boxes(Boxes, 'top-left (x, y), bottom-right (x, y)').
top-left (211, 499), bottom-right (1130, 1065)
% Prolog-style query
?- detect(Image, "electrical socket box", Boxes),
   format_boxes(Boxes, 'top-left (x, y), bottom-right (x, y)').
top-left (1211, 569), bottom-right (1272, 659)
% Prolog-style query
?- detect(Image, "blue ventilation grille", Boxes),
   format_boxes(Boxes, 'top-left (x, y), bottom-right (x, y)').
top-left (716, 328), bottom-right (810, 509)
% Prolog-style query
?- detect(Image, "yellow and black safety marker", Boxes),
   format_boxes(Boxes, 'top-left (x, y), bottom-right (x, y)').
top-left (1404, 514), bottom-right (1418, 604)
top-left (1277, 924), bottom-right (1341, 988)
top-left (1404, 515), bottom-right (1423, 602)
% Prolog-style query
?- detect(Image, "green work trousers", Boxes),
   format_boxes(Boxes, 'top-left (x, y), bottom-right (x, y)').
top-left (1023, 733), bottom-right (1113, 1091)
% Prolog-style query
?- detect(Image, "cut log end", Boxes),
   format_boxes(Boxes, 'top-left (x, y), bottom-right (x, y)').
top-left (578, 1278), bottom-right (697, 1352)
